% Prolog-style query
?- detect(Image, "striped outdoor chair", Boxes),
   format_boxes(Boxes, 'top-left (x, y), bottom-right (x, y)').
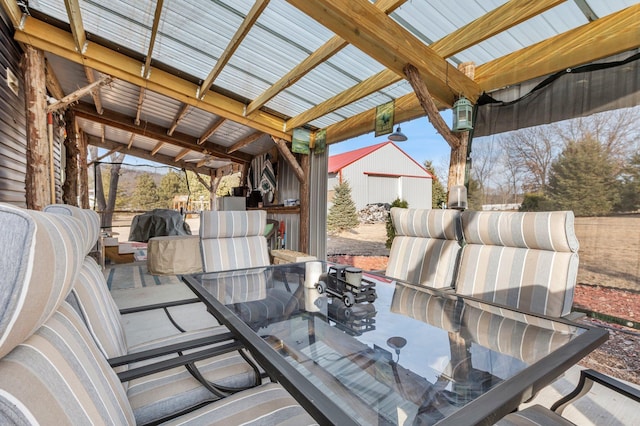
top-left (456, 210), bottom-right (579, 318)
top-left (0, 203), bottom-right (315, 425)
top-left (200, 210), bottom-right (270, 272)
top-left (386, 208), bottom-right (463, 288)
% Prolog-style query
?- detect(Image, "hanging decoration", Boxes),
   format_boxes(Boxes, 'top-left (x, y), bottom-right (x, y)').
top-left (314, 129), bottom-right (326, 155)
top-left (375, 100), bottom-right (394, 137)
top-left (292, 128), bottom-right (311, 154)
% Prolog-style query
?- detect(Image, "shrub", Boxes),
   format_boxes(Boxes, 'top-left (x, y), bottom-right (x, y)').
top-left (385, 198), bottom-right (408, 248)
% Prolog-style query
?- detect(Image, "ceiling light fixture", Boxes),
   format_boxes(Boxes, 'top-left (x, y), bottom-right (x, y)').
top-left (388, 126), bottom-right (407, 142)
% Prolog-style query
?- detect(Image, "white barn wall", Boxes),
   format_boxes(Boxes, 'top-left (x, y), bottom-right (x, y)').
top-left (338, 144), bottom-right (432, 210)
top-left (401, 177), bottom-right (432, 209)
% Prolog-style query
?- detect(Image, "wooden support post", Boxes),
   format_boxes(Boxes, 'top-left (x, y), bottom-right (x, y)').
top-left (403, 62), bottom-right (475, 191)
top-left (447, 131), bottom-right (469, 188)
top-left (272, 137), bottom-right (305, 182)
top-left (299, 153), bottom-right (310, 253)
top-left (62, 109), bottom-right (79, 205)
top-left (403, 63), bottom-right (461, 151)
top-left (78, 130), bottom-right (90, 208)
top-left (24, 46), bottom-right (50, 210)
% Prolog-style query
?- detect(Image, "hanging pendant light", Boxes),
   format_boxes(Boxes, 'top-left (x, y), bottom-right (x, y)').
top-left (388, 126), bottom-right (408, 142)
top-left (452, 96), bottom-right (474, 132)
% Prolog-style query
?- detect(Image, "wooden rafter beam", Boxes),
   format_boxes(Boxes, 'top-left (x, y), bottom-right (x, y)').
top-left (286, 68), bottom-right (401, 130)
top-left (475, 3), bottom-right (640, 92)
top-left (272, 137), bottom-right (304, 182)
top-left (246, 0), bottom-right (406, 116)
top-left (198, 118), bottom-right (226, 145)
top-left (86, 134), bottom-right (212, 175)
top-left (227, 132), bottom-right (263, 154)
top-left (100, 123), bottom-right (105, 143)
top-left (430, 0), bottom-right (567, 59)
top-left (287, 0), bottom-right (566, 129)
top-left (151, 141), bottom-right (164, 156)
top-left (83, 67), bottom-right (104, 114)
top-left (72, 102), bottom-right (252, 163)
top-left (15, 16), bottom-right (290, 140)
top-left (323, 3), bottom-right (640, 145)
top-left (198, 0), bottom-right (269, 99)
top-left (174, 147), bottom-right (191, 162)
top-left (196, 158), bottom-right (208, 168)
top-left (88, 146), bottom-right (122, 166)
top-left (47, 75), bottom-right (112, 112)
top-left (127, 133), bottom-right (135, 149)
top-left (45, 59), bottom-right (65, 100)
top-left (63, 0), bottom-right (87, 53)
top-left (287, 0), bottom-right (481, 107)
top-left (134, 87), bottom-right (145, 126)
top-left (142, 0), bottom-right (164, 79)
top-left (167, 103), bottom-right (190, 136)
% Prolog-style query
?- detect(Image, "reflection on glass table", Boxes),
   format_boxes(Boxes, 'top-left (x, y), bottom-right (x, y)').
top-left (183, 262), bottom-right (607, 426)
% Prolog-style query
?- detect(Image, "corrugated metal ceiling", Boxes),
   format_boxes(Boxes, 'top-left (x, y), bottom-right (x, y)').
top-left (17, 0), bottom-right (639, 174)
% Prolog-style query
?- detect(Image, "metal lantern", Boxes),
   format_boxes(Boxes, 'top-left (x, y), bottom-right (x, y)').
top-left (452, 96), bottom-right (473, 132)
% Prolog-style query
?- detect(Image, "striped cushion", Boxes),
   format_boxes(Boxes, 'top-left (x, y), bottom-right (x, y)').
top-left (457, 211), bottom-right (579, 317)
top-left (0, 302), bottom-right (135, 424)
top-left (495, 405), bottom-right (575, 426)
top-left (202, 269), bottom-right (269, 303)
top-left (200, 211), bottom-right (270, 272)
top-left (67, 257), bottom-right (129, 359)
top-left (386, 208), bottom-right (462, 288)
top-left (0, 204), bottom-right (84, 358)
top-left (391, 208), bottom-right (462, 240)
top-left (461, 211), bottom-right (578, 252)
top-left (390, 284), bottom-right (462, 332)
top-left (461, 303), bottom-right (574, 364)
top-left (44, 204), bottom-right (101, 255)
top-left (201, 210), bottom-right (267, 239)
top-left (68, 257), bottom-right (263, 424)
top-left (163, 383), bottom-right (317, 426)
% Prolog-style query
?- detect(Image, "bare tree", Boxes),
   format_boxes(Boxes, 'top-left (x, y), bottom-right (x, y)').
top-left (498, 126), bottom-right (560, 193)
top-left (89, 146), bottom-right (125, 228)
top-left (470, 136), bottom-right (499, 206)
top-left (559, 108), bottom-right (640, 173)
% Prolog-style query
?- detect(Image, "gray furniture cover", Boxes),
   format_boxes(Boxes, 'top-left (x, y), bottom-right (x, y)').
top-left (129, 209), bottom-right (191, 242)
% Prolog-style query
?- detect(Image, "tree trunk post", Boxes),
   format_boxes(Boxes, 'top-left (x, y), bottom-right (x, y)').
top-left (78, 130), bottom-right (90, 208)
top-left (63, 109), bottom-right (79, 205)
top-left (24, 46), bottom-right (50, 210)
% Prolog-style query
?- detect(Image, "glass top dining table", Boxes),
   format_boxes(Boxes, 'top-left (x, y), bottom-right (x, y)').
top-left (181, 261), bottom-right (607, 425)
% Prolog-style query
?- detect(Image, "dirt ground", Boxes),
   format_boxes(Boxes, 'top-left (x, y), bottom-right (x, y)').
top-left (327, 219), bottom-right (640, 385)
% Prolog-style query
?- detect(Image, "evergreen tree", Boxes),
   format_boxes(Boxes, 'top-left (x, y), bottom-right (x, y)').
top-left (546, 137), bottom-right (618, 216)
top-left (616, 153), bottom-right (640, 212)
top-left (327, 181), bottom-right (359, 233)
top-left (386, 198), bottom-right (408, 248)
top-left (424, 160), bottom-right (446, 208)
top-left (132, 173), bottom-right (161, 210)
top-left (158, 170), bottom-right (188, 208)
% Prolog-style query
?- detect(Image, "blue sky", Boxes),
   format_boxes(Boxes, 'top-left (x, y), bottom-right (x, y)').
top-left (328, 110), bottom-right (454, 176)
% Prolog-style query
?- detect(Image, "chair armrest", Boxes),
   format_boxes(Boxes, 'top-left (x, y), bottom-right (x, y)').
top-left (108, 331), bottom-right (236, 367)
top-left (118, 297), bottom-right (201, 315)
top-left (551, 369), bottom-right (640, 414)
top-left (116, 341), bottom-right (243, 383)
